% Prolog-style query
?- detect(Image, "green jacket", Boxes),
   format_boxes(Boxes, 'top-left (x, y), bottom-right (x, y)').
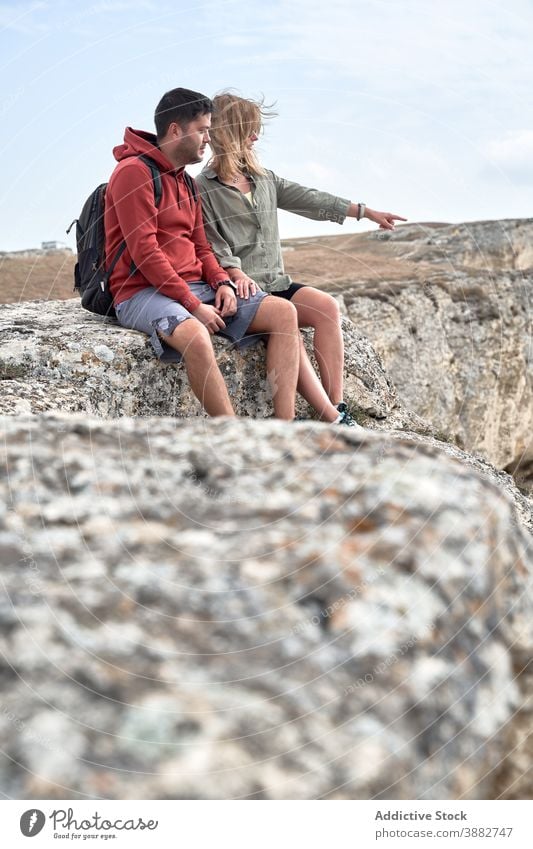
top-left (196, 166), bottom-right (351, 292)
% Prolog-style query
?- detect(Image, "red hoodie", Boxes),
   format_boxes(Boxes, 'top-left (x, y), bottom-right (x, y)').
top-left (104, 127), bottom-right (229, 311)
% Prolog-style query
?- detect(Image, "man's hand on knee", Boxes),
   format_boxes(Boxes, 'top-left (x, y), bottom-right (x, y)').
top-left (215, 284), bottom-right (237, 318)
top-left (191, 303), bottom-right (226, 334)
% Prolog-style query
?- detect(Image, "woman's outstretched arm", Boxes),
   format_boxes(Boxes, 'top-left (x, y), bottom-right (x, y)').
top-left (274, 172), bottom-right (406, 229)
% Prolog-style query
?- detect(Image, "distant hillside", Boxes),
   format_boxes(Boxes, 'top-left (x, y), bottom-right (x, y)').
top-left (0, 224), bottom-right (448, 305)
top-left (0, 250), bottom-right (76, 304)
top-left (1, 219), bottom-right (531, 305)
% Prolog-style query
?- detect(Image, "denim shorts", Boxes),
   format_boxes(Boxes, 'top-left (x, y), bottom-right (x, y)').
top-left (115, 282), bottom-right (268, 362)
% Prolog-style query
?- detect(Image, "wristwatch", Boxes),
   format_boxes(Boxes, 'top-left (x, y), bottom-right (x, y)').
top-left (218, 279), bottom-right (238, 292)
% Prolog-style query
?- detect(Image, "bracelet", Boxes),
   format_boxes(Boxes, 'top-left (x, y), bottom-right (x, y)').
top-left (357, 203), bottom-right (366, 221)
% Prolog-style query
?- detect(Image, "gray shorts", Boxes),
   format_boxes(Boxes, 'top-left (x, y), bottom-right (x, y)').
top-left (115, 282), bottom-right (268, 362)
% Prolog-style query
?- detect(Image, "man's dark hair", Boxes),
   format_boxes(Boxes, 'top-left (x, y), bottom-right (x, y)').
top-left (154, 87), bottom-right (213, 139)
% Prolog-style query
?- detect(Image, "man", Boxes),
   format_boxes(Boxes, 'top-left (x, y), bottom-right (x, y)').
top-left (104, 87), bottom-right (300, 418)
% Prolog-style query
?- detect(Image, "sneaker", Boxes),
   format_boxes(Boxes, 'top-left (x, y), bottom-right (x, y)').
top-left (335, 403), bottom-right (365, 432)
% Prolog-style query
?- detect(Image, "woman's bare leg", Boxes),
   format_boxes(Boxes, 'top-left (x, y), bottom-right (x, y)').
top-left (290, 288), bottom-right (344, 405)
top-left (296, 337), bottom-right (341, 422)
top-left (247, 298), bottom-right (300, 420)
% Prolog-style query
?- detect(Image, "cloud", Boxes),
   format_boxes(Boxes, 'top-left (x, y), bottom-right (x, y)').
top-left (483, 130), bottom-right (533, 182)
top-left (85, 0), bottom-right (160, 13)
top-left (0, 0), bottom-right (167, 37)
top-left (0, 1), bottom-right (47, 34)
top-left (218, 34), bottom-right (254, 47)
top-left (219, 0), bottom-right (533, 113)
top-left (485, 130), bottom-right (533, 167)
top-left (299, 160), bottom-right (340, 184)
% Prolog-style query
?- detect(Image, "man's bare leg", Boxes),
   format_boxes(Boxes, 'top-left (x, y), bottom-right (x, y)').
top-left (247, 298), bottom-right (300, 420)
top-left (291, 288), bottom-right (344, 405)
top-left (160, 319), bottom-right (235, 417)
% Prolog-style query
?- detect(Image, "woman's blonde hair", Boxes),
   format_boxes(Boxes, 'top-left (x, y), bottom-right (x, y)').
top-left (208, 92), bottom-right (276, 182)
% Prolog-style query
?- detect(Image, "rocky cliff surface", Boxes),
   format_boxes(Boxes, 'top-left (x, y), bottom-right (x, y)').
top-left (307, 220), bottom-right (533, 492)
top-left (0, 299), bottom-right (419, 428)
top-left (1, 219), bottom-right (532, 800)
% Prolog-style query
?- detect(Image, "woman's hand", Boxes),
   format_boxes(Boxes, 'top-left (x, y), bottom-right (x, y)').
top-left (365, 208), bottom-right (407, 230)
top-left (228, 269), bottom-right (259, 299)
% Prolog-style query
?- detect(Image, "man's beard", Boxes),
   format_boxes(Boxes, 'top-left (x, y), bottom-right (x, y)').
top-left (177, 138), bottom-right (204, 165)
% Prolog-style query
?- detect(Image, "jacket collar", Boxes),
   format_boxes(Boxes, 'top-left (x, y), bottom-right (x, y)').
top-left (200, 165), bottom-right (218, 179)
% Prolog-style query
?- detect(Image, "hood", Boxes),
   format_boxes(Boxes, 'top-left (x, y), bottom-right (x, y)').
top-left (113, 127), bottom-right (176, 173)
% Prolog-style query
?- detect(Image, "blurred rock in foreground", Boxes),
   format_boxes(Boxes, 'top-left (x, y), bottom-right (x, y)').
top-left (1, 416), bottom-right (532, 800)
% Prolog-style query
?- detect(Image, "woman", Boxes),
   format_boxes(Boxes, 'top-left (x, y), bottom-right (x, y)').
top-left (196, 92), bottom-right (406, 425)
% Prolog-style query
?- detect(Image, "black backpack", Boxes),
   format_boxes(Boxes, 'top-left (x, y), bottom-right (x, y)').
top-left (67, 155), bottom-right (163, 318)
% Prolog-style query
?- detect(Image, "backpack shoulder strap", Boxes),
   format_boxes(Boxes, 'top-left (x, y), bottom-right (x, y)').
top-left (183, 171), bottom-right (198, 204)
top-left (137, 154), bottom-right (163, 207)
top-left (106, 240), bottom-right (128, 278)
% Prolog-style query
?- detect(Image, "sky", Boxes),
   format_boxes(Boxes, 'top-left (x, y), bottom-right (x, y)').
top-left (0, 0), bottom-right (532, 251)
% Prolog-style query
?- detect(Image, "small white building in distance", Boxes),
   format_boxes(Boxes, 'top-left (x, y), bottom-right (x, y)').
top-left (41, 240), bottom-right (71, 251)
